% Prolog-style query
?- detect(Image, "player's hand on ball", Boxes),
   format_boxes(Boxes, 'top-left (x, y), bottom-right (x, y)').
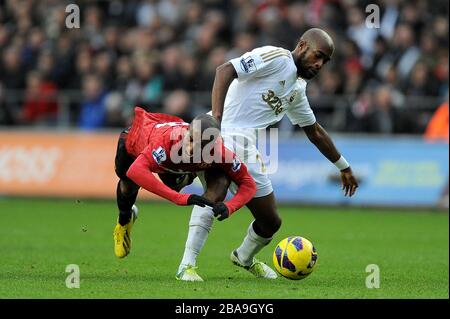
top-left (187, 194), bottom-right (214, 207)
top-left (212, 202), bottom-right (229, 221)
top-left (340, 167), bottom-right (358, 197)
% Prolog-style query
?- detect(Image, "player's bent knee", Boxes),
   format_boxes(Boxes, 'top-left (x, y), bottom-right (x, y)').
top-left (203, 190), bottom-right (227, 204)
top-left (267, 218), bottom-right (282, 237)
top-left (203, 170), bottom-right (231, 203)
top-left (120, 180), bottom-right (139, 197)
top-left (272, 215), bottom-right (282, 234)
top-left (257, 214), bottom-right (282, 238)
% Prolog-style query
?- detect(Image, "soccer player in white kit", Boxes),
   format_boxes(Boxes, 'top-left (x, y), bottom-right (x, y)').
top-left (176, 28), bottom-right (359, 281)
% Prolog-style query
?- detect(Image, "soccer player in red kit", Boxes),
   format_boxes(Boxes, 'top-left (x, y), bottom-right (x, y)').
top-left (113, 107), bottom-right (256, 280)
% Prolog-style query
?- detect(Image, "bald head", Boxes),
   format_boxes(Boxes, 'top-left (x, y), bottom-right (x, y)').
top-left (292, 28), bottom-right (334, 79)
top-left (300, 28), bottom-right (335, 54)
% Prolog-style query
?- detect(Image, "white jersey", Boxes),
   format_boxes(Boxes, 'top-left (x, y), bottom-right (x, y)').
top-left (221, 45), bottom-right (316, 130)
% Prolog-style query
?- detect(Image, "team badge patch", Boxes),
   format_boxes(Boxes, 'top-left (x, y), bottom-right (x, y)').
top-left (240, 56), bottom-right (257, 73)
top-left (152, 146), bottom-right (167, 165)
top-left (231, 157), bottom-right (241, 172)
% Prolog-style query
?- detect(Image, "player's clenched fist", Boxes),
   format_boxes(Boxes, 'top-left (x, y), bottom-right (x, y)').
top-left (187, 195), bottom-right (214, 207)
top-left (340, 167), bottom-right (358, 197)
top-left (212, 202), bottom-right (229, 221)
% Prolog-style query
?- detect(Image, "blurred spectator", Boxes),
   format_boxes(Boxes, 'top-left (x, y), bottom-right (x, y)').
top-left (78, 73), bottom-right (109, 130)
top-left (178, 53), bottom-right (200, 91)
top-left (341, 39), bottom-right (364, 95)
top-left (424, 100), bottom-right (448, 211)
top-left (0, 46), bottom-right (25, 89)
top-left (115, 56), bottom-right (134, 92)
top-left (434, 52), bottom-right (449, 98)
top-left (160, 45), bottom-right (181, 91)
top-left (346, 4), bottom-right (378, 65)
top-left (103, 25), bottom-right (120, 60)
top-left (21, 70), bottom-right (58, 124)
top-left (53, 33), bottom-right (75, 89)
top-left (199, 46), bottom-right (228, 91)
top-left (93, 50), bottom-right (114, 89)
top-left (393, 24), bottom-right (421, 81)
top-left (104, 92), bottom-right (126, 128)
top-left (36, 49), bottom-right (58, 84)
top-left (272, 2), bottom-right (308, 49)
top-left (21, 27), bottom-right (45, 71)
top-left (366, 85), bottom-right (396, 134)
top-left (67, 47), bottom-right (92, 90)
top-left (424, 102), bottom-right (449, 142)
top-left (227, 31), bottom-right (257, 58)
top-left (162, 89), bottom-right (193, 122)
top-left (0, 82), bottom-right (14, 125)
top-left (404, 62), bottom-right (438, 96)
top-left (346, 88), bottom-right (373, 132)
top-left (83, 5), bottom-right (104, 51)
top-left (125, 55), bottom-right (163, 109)
top-left (0, 0), bottom-right (447, 132)
top-left (368, 84), bottom-right (413, 134)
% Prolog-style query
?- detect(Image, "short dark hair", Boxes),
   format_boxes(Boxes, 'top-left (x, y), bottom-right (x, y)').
top-left (189, 114), bottom-right (221, 147)
top-left (192, 114), bottom-right (220, 130)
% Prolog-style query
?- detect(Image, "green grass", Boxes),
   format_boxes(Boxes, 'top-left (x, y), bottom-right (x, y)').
top-left (0, 198), bottom-right (448, 299)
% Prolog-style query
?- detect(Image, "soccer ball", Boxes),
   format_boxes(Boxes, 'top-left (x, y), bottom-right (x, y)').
top-left (273, 236), bottom-right (318, 280)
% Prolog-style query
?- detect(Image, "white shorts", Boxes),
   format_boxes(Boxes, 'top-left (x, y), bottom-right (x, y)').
top-left (223, 129), bottom-right (273, 198)
top-left (196, 156), bottom-right (273, 198)
top-left (225, 129), bottom-right (273, 197)
top-left (228, 154), bottom-right (273, 198)
top-left (196, 123), bottom-right (274, 198)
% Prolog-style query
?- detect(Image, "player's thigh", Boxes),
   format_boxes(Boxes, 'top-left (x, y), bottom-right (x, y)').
top-left (229, 154), bottom-right (273, 198)
top-left (202, 169), bottom-right (231, 203)
top-left (158, 172), bottom-right (196, 192)
top-left (115, 130), bottom-right (139, 194)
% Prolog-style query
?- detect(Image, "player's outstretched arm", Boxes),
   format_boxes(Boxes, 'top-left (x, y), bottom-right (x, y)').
top-left (212, 153), bottom-right (257, 221)
top-left (126, 154), bottom-right (214, 207)
top-left (211, 62), bottom-right (237, 124)
top-left (302, 122), bottom-right (359, 197)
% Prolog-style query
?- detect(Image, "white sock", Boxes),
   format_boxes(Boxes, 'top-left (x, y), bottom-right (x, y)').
top-left (178, 205), bottom-right (214, 273)
top-left (235, 221), bottom-right (272, 266)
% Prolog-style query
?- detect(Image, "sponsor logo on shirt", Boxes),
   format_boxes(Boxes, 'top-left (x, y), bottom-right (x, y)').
top-left (231, 157), bottom-right (241, 172)
top-left (152, 146), bottom-right (167, 164)
top-left (240, 56), bottom-right (257, 73)
top-left (289, 89), bottom-right (298, 103)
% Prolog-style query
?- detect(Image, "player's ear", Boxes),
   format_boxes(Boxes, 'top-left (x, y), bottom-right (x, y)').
top-left (298, 40), bottom-right (308, 52)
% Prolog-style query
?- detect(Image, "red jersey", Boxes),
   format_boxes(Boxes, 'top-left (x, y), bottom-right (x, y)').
top-left (125, 107), bottom-right (256, 215)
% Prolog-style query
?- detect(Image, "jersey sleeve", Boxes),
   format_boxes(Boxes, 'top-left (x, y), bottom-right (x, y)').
top-left (219, 148), bottom-right (256, 215)
top-left (229, 47), bottom-right (291, 82)
top-left (286, 80), bottom-right (316, 127)
top-left (126, 153), bottom-right (190, 206)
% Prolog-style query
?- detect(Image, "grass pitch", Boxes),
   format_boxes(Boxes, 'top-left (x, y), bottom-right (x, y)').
top-left (0, 198), bottom-right (448, 299)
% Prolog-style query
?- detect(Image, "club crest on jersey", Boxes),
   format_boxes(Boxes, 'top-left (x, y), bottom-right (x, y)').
top-left (240, 56), bottom-right (257, 73)
top-left (152, 146), bottom-right (167, 165)
top-left (289, 89), bottom-right (298, 103)
top-left (231, 157), bottom-right (241, 172)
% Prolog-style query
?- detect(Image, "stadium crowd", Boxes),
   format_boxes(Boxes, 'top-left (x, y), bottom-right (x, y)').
top-left (0, 0), bottom-right (448, 136)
